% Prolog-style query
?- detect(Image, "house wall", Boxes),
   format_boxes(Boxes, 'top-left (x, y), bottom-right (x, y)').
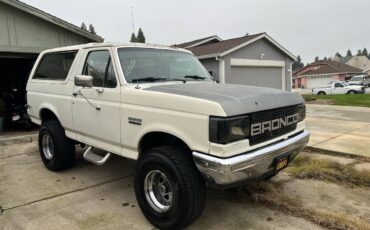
top-left (199, 58), bottom-right (219, 81)
top-left (0, 2), bottom-right (92, 54)
top-left (222, 38), bottom-right (294, 90)
top-left (346, 56), bottom-right (370, 72)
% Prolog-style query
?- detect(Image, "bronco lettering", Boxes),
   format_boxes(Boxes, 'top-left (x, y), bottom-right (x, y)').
top-left (251, 114), bottom-right (299, 136)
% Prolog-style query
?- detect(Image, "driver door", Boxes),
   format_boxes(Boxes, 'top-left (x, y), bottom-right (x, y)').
top-left (333, 82), bottom-right (346, 94)
top-left (72, 48), bottom-right (121, 153)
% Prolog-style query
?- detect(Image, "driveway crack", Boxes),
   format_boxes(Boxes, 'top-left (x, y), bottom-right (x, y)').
top-left (312, 123), bottom-right (370, 147)
top-left (2, 174), bottom-right (132, 213)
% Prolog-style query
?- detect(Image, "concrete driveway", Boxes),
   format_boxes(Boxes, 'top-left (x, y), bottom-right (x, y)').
top-left (0, 138), bottom-right (320, 230)
top-left (306, 104), bottom-right (370, 157)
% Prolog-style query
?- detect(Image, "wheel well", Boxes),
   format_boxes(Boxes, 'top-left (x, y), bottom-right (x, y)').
top-left (318, 91), bottom-right (326, 95)
top-left (139, 132), bottom-right (191, 156)
top-left (40, 109), bottom-right (58, 123)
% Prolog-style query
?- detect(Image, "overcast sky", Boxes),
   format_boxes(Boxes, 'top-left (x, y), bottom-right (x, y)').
top-left (23, 0), bottom-right (370, 63)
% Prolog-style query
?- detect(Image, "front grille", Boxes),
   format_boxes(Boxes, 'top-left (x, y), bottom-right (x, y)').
top-left (249, 104), bottom-right (302, 146)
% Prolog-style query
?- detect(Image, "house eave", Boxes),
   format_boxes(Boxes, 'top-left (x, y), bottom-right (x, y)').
top-left (1, 0), bottom-right (104, 42)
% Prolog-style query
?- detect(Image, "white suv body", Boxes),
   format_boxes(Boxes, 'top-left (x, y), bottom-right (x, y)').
top-left (26, 43), bottom-right (309, 229)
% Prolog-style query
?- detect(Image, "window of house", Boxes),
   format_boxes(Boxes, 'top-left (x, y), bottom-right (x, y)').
top-left (83, 50), bottom-right (117, 88)
top-left (33, 51), bottom-right (77, 80)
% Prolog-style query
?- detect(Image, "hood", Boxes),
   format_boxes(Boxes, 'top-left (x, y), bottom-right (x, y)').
top-left (145, 82), bottom-right (304, 116)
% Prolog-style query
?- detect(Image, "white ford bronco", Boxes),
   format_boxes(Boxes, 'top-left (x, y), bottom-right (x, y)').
top-left (26, 43), bottom-right (309, 229)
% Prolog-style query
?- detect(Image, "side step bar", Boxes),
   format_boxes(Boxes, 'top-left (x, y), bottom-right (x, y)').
top-left (83, 146), bottom-right (111, 166)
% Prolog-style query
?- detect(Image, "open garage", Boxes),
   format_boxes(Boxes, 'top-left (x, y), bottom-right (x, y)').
top-left (0, 0), bottom-right (102, 132)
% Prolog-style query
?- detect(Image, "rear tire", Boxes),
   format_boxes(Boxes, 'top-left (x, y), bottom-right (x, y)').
top-left (134, 146), bottom-right (205, 230)
top-left (318, 91), bottom-right (326, 95)
top-left (38, 120), bottom-right (75, 171)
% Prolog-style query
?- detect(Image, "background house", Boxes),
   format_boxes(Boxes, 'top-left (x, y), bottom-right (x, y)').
top-left (0, 0), bottom-right (103, 130)
top-left (292, 60), bottom-right (363, 89)
top-left (174, 33), bottom-right (297, 91)
top-left (332, 56), bottom-right (370, 75)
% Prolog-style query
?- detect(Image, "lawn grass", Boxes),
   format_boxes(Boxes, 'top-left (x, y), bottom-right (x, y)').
top-left (288, 156), bottom-right (370, 187)
top-left (303, 94), bottom-right (370, 107)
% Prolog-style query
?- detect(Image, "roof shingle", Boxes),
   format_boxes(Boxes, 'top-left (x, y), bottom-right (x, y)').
top-left (301, 60), bottom-right (363, 76)
top-left (188, 33), bottom-right (264, 57)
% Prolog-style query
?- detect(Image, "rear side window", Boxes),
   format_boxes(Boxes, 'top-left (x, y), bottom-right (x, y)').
top-left (33, 51), bottom-right (77, 80)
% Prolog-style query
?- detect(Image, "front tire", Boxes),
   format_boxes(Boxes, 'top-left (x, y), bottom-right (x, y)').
top-left (318, 91), bottom-right (326, 95)
top-left (347, 90), bottom-right (356, 94)
top-left (38, 120), bottom-right (75, 171)
top-left (134, 146), bottom-right (205, 230)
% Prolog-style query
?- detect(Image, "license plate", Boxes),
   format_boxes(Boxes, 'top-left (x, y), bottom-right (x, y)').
top-left (275, 156), bottom-right (289, 171)
top-left (12, 115), bottom-right (20, 121)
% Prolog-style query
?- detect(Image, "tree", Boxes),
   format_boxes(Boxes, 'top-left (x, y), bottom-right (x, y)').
top-left (335, 52), bottom-right (342, 58)
top-left (346, 49), bottom-right (352, 57)
top-left (314, 56), bottom-right (319, 62)
top-left (323, 57), bottom-right (328, 61)
top-left (130, 33), bottom-right (137, 42)
top-left (136, 28), bottom-right (146, 43)
top-left (80, 22), bottom-right (87, 31)
top-left (362, 48), bottom-right (368, 57)
top-left (88, 24), bottom-right (96, 35)
top-left (292, 55), bottom-right (304, 71)
top-left (357, 49), bottom-right (363, 56)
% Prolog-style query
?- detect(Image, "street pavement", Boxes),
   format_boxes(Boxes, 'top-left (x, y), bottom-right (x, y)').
top-left (306, 104), bottom-right (370, 157)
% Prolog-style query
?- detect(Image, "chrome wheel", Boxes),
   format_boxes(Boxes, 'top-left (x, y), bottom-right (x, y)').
top-left (42, 133), bottom-right (54, 160)
top-left (144, 170), bottom-right (173, 213)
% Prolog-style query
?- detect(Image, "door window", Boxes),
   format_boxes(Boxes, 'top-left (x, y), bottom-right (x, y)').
top-left (334, 83), bottom-right (343, 87)
top-left (83, 50), bottom-right (117, 88)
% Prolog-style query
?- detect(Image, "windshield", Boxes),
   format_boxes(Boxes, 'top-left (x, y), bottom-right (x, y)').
top-left (117, 48), bottom-right (212, 83)
top-left (350, 76), bottom-right (363, 81)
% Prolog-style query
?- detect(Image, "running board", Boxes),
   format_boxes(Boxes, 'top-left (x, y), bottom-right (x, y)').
top-left (83, 146), bottom-right (111, 166)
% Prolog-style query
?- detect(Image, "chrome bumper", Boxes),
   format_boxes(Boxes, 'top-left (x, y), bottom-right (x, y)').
top-left (193, 130), bottom-right (310, 186)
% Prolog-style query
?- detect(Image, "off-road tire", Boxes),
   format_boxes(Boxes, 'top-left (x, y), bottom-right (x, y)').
top-left (134, 146), bottom-right (205, 230)
top-left (318, 91), bottom-right (326, 95)
top-left (38, 120), bottom-right (75, 171)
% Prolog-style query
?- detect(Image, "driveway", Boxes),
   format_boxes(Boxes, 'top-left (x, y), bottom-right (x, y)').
top-left (0, 139), bottom-right (322, 230)
top-left (305, 104), bottom-right (370, 157)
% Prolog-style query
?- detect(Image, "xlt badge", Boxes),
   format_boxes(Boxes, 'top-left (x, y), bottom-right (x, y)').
top-left (128, 117), bottom-right (142, 125)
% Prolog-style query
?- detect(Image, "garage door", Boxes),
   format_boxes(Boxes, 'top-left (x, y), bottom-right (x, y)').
top-left (229, 66), bottom-right (282, 89)
top-left (306, 76), bottom-right (332, 89)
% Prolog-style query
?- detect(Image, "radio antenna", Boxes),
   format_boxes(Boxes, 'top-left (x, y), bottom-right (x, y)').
top-left (131, 6), bottom-right (135, 34)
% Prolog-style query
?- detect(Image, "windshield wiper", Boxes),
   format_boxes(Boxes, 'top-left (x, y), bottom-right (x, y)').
top-left (131, 77), bottom-right (167, 83)
top-left (184, 75), bottom-right (206, 80)
top-left (166, 78), bottom-right (187, 83)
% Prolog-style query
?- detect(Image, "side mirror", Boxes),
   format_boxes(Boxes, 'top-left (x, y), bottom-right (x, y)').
top-left (75, 75), bottom-right (93, 88)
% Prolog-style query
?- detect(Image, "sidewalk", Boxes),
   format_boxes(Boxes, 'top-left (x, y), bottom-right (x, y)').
top-left (305, 104), bottom-right (370, 158)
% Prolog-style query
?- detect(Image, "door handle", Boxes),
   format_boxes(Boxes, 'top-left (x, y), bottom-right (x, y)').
top-left (96, 88), bottom-right (104, 94)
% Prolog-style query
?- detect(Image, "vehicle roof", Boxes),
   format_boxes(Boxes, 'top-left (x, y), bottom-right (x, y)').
top-left (41, 42), bottom-right (192, 54)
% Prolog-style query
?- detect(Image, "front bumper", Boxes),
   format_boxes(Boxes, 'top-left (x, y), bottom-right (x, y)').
top-left (193, 130), bottom-right (310, 186)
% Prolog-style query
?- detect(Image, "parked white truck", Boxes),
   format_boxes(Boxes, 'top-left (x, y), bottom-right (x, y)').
top-left (348, 75), bottom-right (370, 87)
top-left (312, 81), bottom-right (365, 95)
top-left (26, 43), bottom-right (309, 230)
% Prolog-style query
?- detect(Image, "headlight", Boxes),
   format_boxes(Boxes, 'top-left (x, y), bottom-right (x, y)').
top-left (297, 104), bottom-right (306, 122)
top-left (209, 115), bottom-right (250, 144)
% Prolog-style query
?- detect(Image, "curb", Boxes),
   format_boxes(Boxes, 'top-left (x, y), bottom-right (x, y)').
top-left (304, 146), bottom-right (370, 162)
top-left (0, 133), bottom-right (38, 146)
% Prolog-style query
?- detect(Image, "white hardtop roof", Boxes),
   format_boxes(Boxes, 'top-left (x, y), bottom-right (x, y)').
top-left (42, 42), bottom-right (192, 54)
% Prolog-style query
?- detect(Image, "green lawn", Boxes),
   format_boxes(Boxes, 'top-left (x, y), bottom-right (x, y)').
top-left (303, 94), bottom-right (370, 107)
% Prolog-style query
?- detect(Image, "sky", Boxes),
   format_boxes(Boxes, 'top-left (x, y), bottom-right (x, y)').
top-left (22, 0), bottom-right (370, 63)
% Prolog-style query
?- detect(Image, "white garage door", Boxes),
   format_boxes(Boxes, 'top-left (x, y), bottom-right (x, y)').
top-left (306, 76), bottom-right (332, 89)
top-left (229, 66), bottom-right (283, 89)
